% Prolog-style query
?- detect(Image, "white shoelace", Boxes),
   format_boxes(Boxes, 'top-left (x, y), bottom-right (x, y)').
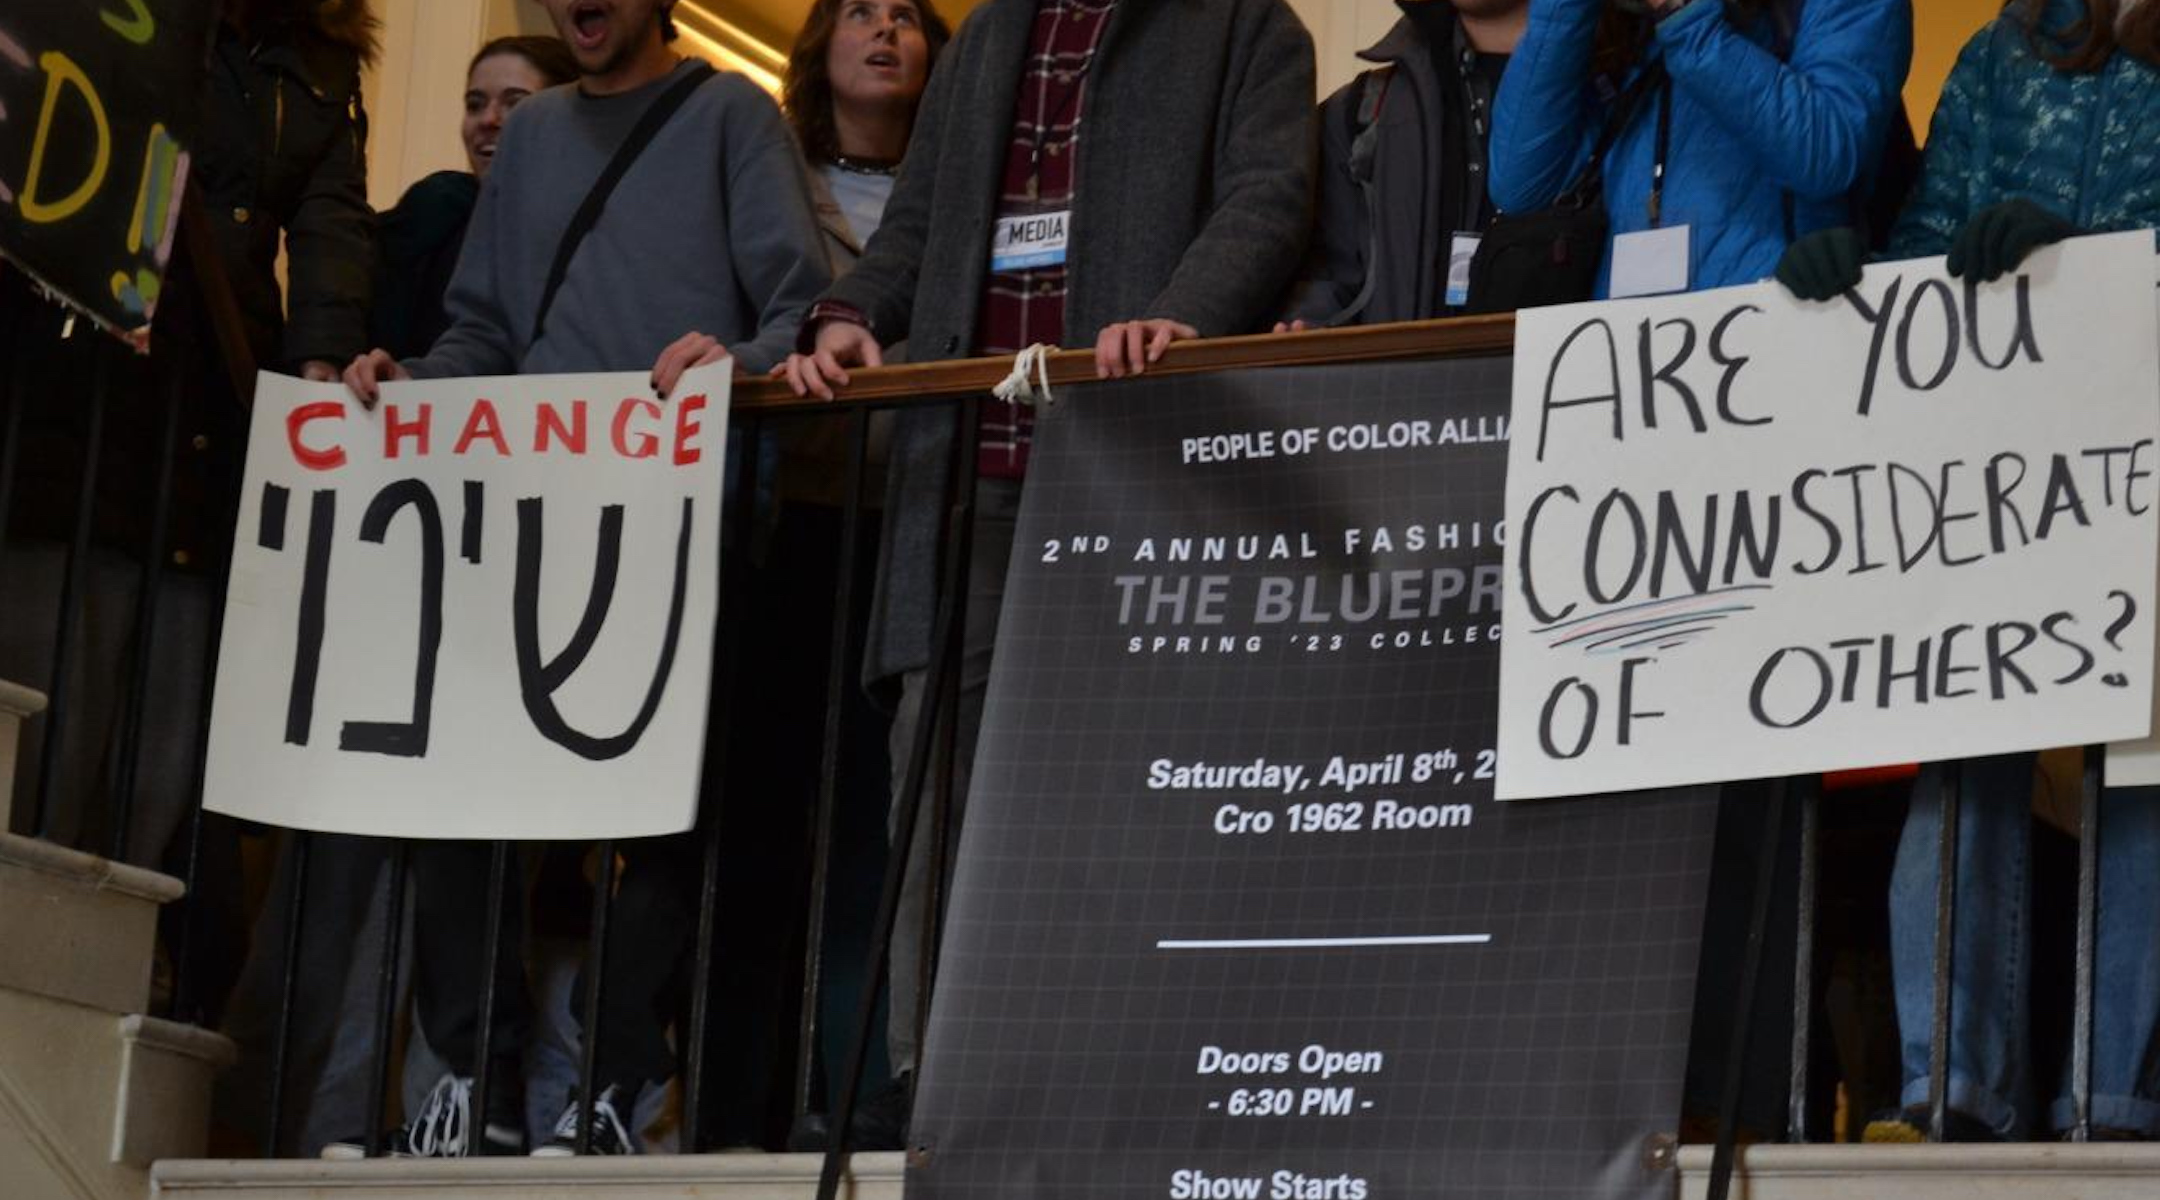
top-left (406, 1074), bottom-right (472, 1157)
top-left (549, 1089), bottom-right (634, 1152)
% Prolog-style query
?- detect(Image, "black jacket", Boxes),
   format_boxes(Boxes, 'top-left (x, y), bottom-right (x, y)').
top-left (370, 170), bottom-right (479, 360)
top-left (6, 9), bottom-right (374, 568)
top-left (194, 12), bottom-right (374, 370)
top-left (1285, 11), bottom-right (1504, 326)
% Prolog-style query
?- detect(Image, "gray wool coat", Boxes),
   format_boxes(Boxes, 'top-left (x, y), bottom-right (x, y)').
top-left (831, 0), bottom-right (1319, 685)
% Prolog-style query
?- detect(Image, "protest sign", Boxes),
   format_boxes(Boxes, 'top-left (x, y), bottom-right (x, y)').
top-left (203, 368), bottom-right (730, 840)
top-left (2104, 260), bottom-right (2160, 787)
top-left (910, 361), bottom-right (1719, 1200)
top-left (1499, 233), bottom-right (2160, 800)
top-left (0, 4), bottom-right (211, 344)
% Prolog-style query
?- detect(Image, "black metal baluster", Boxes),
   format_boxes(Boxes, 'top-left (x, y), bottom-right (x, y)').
top-left (681, 413), bottom-right (763, 1151)
top-left (109, 360), bottom-right (185, 863)
top-left (575, 839), bottom-right (619, 1156)
top-left (793, 407), bottom-right (872, 1124)
top-left (31, 340), bottom-right (110, 839)
top-left (1927, 762), bottom-right (1962, 1143)
top-left (265, 831), bottom-right (315, 1156)
top-left (167, 452), bottom-right (242, 1024)
top-left (1706, 779), bottom-right (1790, 1200)
top-left (915, 631), bottom-right (961, 1060)
top-left (1787, 775), bottom-right (1819, 1144)
top-left (2070, 745), bottom-right (2102, 1143)
top-left (169, 764), bottom-right (210, 1023)
top-left (468, 840), bottom-right (513, 1153)
top-left (818, 396), bottom-right (982, 1200)
top-left (362, 841), bottom-right (412, 1155)
top-left (0, 307), bottom-right (26, 599)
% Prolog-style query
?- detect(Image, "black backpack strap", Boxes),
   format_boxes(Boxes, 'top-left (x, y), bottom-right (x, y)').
top-left (1347, 67), bottom-right (1392, 185)
top-left (1315, 68), bottom-right (1394, 329)
top-left (1559, 58), bottom-right (1668, 208)
top-left (531, 62), bottom-right (717, 344)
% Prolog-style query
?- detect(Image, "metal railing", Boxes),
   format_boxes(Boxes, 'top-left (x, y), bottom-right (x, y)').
top-left (0, 245), bottom-right (2119, 1197)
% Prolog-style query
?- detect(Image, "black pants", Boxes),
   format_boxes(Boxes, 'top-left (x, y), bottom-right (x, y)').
top-left (410, 840), bottom-right (529, 1074)
top-left (571, 833), bottom-right (702, 1094)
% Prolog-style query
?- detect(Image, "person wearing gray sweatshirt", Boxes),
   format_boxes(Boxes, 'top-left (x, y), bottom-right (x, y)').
top-left (345, 8), bottom-right (829, 398)
top-left (339, 0), bottom-right (830, 1161)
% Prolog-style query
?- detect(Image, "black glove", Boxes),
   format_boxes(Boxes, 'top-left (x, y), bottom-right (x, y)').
top-left (1775, 227), bottom-right (1866, 301)
top-left (1946, 199), bottom-right (2077, 282)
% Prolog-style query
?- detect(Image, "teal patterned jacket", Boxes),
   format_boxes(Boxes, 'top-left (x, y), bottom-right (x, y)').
top-left (1891, 0), bottom-right (2160, 257)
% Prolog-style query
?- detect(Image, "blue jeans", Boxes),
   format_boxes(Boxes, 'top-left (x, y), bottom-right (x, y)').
top-left (1891, 753), bottom-right (2160, 1137)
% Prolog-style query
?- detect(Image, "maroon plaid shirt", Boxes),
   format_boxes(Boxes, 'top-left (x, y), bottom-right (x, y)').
top-left (974, 0), bottom-right (1115, 479)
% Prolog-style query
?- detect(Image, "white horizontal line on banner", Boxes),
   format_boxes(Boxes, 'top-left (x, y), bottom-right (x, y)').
top-left (1155, 935), bottom-right (1493, 950)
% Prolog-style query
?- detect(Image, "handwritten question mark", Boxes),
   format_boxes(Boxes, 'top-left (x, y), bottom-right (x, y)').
top-left (2102, 589), bottom-right (2136, 688)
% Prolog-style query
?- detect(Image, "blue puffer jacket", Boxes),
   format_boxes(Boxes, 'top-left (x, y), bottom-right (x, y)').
top-left (1890, 0), bottom-right (2160, 258)
top-left (1492, 0), bottom-right (1911, 296)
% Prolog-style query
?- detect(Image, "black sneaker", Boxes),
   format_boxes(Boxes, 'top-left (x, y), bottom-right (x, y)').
top-left (320, 1073), bottom-right (525, 1159)
top-left (848, 1076), bottom-right (913, 1152)
top-left (531, 1083), bottom-right (638, 1156)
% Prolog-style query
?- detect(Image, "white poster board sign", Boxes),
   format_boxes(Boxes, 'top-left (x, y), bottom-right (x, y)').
top-left (2104, 258), bottom-right (2160, 787)
top-left (204, 366), bottom-right (731, 838)
top-left (1498, 232), bottom-right (2160, 800)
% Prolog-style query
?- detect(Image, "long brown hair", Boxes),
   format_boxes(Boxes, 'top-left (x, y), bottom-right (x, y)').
top-left (2015, 0), bottom-right (2160, 70)
top-left (231, 0), bottom-right (382, 64)
top-left (783, 0), bottom-right (953, 162)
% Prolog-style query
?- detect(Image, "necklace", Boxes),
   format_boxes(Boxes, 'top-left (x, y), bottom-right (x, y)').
top-left (830, 153), bottom-right (900, 176)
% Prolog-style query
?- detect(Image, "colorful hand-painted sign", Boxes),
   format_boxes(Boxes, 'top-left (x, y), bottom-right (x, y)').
top-left (0, 2), bottom-right (211, 346)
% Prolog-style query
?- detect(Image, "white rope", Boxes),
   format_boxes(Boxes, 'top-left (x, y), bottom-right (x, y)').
top-left (991, 343), bottom-right (1057, 408)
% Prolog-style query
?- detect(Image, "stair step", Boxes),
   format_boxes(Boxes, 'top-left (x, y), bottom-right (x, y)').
top-left (148, 1145), bottom-right (2160, 1199)
top-left (0, 679), bottom-right (49, 831)
top-left (1676, 1143), bottom-right (2160, 1199)
top-left (151, 1152), bottom-right (907, 1199)
top-left (114, 1015), bottom-right (236, 1167)
top-left (0, 986), bottom-right (232, 1200)
top-left (0, 833), bottom-right (184, 1014)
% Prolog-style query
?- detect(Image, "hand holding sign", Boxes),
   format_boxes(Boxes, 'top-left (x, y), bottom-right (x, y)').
top-left (1497, 233), bottom-right (2160, 799)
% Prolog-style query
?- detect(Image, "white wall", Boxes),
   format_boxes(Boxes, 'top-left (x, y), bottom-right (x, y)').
top-left (1288, 0), bottom-right (1400, 100)
top-left (360, 0), bottom-right (491, 210)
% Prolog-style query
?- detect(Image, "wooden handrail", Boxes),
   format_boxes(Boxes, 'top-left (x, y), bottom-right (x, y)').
top-left (731, 313), bottom-right (1518, 411)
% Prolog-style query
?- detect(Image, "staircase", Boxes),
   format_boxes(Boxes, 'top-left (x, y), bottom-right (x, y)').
top-left (0, 680), bottom-right (235, 1200)
top-left (7, 668), bottom-right (2149, 1200)
top-left (1676, 1144), bottom-right (2160, 1198)
top-left (150, 1152), bottom-right (907, 1198)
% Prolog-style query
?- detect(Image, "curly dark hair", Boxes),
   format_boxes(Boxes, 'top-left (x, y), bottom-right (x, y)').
top-left (469, 35), bottom-right (578, 87)
top-left (783, 0), bottom-right (953, 163)
top-left (2014, 0), bottom-right (2160, 70)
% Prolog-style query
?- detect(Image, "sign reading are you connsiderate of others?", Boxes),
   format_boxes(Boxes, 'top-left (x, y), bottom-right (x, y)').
top-left (203, 368), bottom-right (731, 840)
top-left (1499, 232), bottom-right (2160, 800)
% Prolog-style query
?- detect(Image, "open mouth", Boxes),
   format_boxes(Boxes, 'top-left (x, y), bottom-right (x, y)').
top-left (865, 50), bottom-right (899, 71)
top-left (475, 141), bottom-right (498, 161)
top-left (568, 2), bottom-right (608, 50)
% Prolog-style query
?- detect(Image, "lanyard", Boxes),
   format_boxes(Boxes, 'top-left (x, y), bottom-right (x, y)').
top-left (1647, 73), bottom-right (1674, 227)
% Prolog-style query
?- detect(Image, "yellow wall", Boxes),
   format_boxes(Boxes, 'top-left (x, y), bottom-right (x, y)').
top-left (1909, 0), bottom-right (2004, 138)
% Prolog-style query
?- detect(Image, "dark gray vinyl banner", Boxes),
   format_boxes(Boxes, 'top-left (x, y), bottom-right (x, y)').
top-left (906, 358), bottom-right (1722, 1200)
